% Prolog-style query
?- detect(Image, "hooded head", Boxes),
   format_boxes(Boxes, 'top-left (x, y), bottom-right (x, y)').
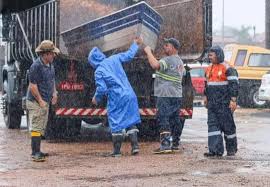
top-left (208, 45), bottom-right (224, 63)
top-left (88, 47), bottom-right (106, 69)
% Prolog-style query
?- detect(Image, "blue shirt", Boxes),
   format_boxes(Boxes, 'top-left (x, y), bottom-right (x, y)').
top-left (27, 57), bottom-right (55, 103)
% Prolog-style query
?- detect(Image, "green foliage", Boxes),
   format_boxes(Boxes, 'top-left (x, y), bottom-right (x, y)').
top-left (230, 25), bottom-right (253, 44)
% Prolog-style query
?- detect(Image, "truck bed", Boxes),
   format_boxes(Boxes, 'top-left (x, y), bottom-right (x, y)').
top-left (8, 0), bottom-right (211, 62)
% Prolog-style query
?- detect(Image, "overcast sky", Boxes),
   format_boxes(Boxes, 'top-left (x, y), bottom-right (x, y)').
top-left (213, 0), bottom-right (265, 33)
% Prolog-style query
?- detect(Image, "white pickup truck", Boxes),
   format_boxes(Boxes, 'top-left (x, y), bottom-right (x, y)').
top-left (259, 72), bottom-right (270, 102)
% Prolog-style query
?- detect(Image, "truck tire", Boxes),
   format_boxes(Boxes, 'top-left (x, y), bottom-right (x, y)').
top-left (2, 80), bottom-right (22, 129)
top-left (248, 87), bottom-right (266, 108)
top-left (3, 100), bottom-right (22, 129)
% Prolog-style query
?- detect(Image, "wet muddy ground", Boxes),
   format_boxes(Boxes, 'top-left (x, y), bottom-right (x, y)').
top-left (0, 107), bottom-right (270, 187)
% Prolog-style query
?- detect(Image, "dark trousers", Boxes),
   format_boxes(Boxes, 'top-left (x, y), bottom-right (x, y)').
top-left (207, 106), bottom-right (237, 154)
top-left (156, 97), bottom-right (183, 137)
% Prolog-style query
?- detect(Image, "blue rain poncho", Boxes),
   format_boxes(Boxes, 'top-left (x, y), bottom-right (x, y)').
top-left (88, 42), bottom-right (141, 133)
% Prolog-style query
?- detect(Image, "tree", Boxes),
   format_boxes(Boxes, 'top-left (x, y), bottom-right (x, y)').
top-left (231, 25), bottom-right (253, 44)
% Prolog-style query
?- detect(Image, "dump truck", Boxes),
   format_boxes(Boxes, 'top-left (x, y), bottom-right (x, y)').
top-left (1, 0), bottom-right (212, 138)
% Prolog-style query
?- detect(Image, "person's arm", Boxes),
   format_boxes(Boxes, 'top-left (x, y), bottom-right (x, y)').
top-left (51, 80), bottom-right (58, 105)
top-left (29, 83), bottom-right (46, 107)
top-left (226, 67), bottom-right (239, 111)
top-left (203, 69), bottom-right (209, 108)
top-left (118, 37), bottom-right (143, 63)
top-left (143, 46), bottom-right (160, 70)
top-left (92, 71), bottom-right (107, 105)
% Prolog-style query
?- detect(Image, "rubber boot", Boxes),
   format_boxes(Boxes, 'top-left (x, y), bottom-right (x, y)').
top-left (110, 134), bottom-right (124, 157)
top-left (128, 132), bottom-right (139, 155)
top-left (31, 132), bottom-right (45, 162)
top-left (153, 132), bottom-right (172, 154)
top-left (171, 137), bottom-right (180, 151)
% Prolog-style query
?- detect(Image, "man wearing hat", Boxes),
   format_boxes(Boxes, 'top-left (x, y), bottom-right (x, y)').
top-left (26, 40), bottom-right (60, 162)
top-left (144, 38), bottom-right (184, 154)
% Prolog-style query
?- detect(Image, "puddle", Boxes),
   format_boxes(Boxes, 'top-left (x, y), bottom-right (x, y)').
top-left (0, 163), bottom-right (9, 172)
top-left (236, 162), bottom-right (270, 174)
top-left (191, 171), bottom-right (209, 176)
top-left (0, 180), bottom-right (9, 186)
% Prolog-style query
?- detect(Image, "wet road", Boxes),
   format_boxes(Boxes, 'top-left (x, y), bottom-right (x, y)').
top-left (0, 107), bottom-right (270, 186)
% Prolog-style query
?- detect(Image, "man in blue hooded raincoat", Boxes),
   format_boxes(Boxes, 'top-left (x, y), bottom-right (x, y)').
top-left (88, 37), bottom-right (143, 157)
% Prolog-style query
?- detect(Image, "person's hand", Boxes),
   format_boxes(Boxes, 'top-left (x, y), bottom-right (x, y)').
top-left (134, 36), bottom-right (143, 45)
top-left (92, 97), bottom-right (97, 105)
top-left (203, 97), bottom-right (208, 108)
top-left (38, 99), bottom-right (47, 108)
top-left (144, 46), bottom-right (152, 54)
top-left (229, 100), bottom-right (237, 112)
top-left (51, 93), bottom-right (58, 105)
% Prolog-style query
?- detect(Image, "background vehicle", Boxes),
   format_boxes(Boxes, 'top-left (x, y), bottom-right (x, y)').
top-left (259, 71), bottom-right (270, 102)
top-left (1, 0), bottom-right (212, 138)
top-left (188, 63), bottom-right (208, 96)
top-left (224, 44), bottom-right (270, 108)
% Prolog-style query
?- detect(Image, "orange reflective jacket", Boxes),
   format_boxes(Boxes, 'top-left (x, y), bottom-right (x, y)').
top-left (205, 63), bottom-right (228, 82)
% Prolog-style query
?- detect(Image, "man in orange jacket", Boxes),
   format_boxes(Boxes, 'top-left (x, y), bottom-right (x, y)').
top-left (204, 46), bottom-right (239, 157)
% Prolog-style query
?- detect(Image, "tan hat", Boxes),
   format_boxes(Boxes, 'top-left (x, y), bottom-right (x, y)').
top-left (35, 40), bottom-right (60, 54)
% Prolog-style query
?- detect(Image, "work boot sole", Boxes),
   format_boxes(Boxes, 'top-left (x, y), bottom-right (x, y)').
top-left (102, 152), bottom-right (122, 157)
top-left (172, 149), bottom-right (181, 153)
top-left (227, 152), bottom-right (236, 156)
top-left (204, 152), bottom-right (223, 159)
top-left (41, 152), bottom-right (49, 157)
top-left (31, 152), bottom-right (49, 158)
top-left (131, 149), bottom-right (139, 155)
top-left (153, 149), bottom-right (173, 154)
top-left (32, 157), bottom-right (46, 162)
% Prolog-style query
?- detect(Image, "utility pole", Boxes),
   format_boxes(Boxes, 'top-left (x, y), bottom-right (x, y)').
top-left (266, 0), bottom-right (270, 49)
top-left (253, 26), bottom-right (256, 44)
top-left (222, 0), bottom-right (225, 47)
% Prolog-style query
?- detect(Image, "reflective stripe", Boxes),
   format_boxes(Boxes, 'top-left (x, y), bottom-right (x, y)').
top-left (208, 131), bottom-right (221, 137)
top-left (227, 76), bottom-right (238, 81)
top-left (31, 131), bottom-right (41, 137)
top-left (224, 133), bottom-right (236, 139)
top-left (112, 133), bottom-right (124, 136)
top-left (156, 72), bottom-right (181, 83)
top-left (126, 129), bottom-right (139, 135)
top-left (207, 81), bottom-right (228, 86)
top-left (159, 59), bottom-right (168, 70)
top-left (160, 131), bottom-right (170, 135)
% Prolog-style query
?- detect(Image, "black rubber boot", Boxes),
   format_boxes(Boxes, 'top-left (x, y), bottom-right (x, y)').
top-left (204, 152), bottom-right (223, 158)
top-left (31, 135), bottom-right (45, 162)
top-left (128, 132), bottom-right (139, 155)
top-left (171, 138), bottom-right (180, 151)
top-left (226, 151), bottom-right (236, 156)
top-left (153, 132), bottom-right (172, 154)
top-left (110, 134), bottom-right (123, 157)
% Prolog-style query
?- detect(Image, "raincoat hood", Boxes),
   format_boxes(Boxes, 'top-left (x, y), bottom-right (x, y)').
top-left (88, 47), bottom-right (106, 69)
top-left (209, 46), bottom-right (224, 63)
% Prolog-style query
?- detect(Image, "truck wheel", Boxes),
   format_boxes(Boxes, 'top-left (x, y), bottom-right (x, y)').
top-left (2, 79), bottom-right (22, 129)
top-left (3, 100), bottom-right (22, 129)
top-left (248, 87), bottom-right (266, 108)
